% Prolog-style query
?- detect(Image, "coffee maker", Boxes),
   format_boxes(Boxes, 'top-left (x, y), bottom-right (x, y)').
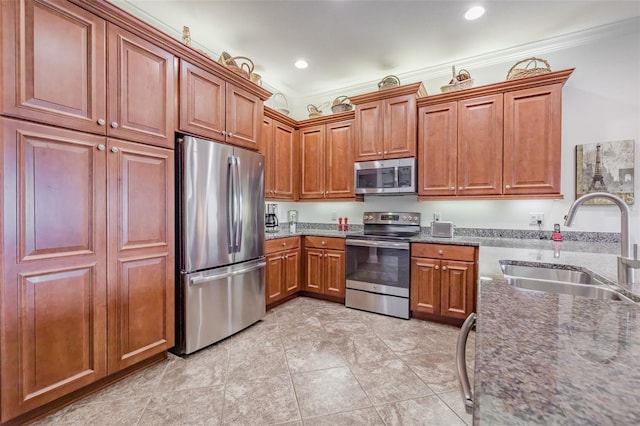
top-left (265, 203), bottom-right (279, 232)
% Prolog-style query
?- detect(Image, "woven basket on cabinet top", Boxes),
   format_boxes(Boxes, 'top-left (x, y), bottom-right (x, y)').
top-left (506, 57), bottom-right (552, 80)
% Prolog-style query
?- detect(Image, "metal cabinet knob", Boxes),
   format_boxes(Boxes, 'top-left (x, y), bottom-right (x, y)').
top-left (377, 151), bottom-right (382, 155)
top-left (438, 250), bottom-right (444, 255)
top-left (435, 265), bottom-right (440, 270)
top-left (97, 118), bottom-right (106, 126)
top-left (97, 144), bottom-right (105, 151)
top-left (450, 186), bottom-right (455, 191)
top-left (111, 147), bottom-right (119, 153)
top-left (321, 241), bottom-right (326, 245)
top-left (221, 131), bottom-right (226, 136)
top-left (442, 266), bottom-right (448, 271)
top-left (324, 254), bottom-right (328, 258)
top-left (505, 185), bottom-right (511, 189)
top-left (459, 186), bottom-right (463, 190)
top-left (384, 151), bottom-right (388, 154)
top-left (110, 122), bottom-right (118, 129)
top-left (282, 242), bottom-right (286, 246)
top-left (228, 132), bottom-right (233, 138)
top-left (284, 255), bottom-right (288, 260)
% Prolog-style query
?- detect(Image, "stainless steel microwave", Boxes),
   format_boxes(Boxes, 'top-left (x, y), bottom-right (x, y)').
top-left (354, 157), bottom-right (416, 195)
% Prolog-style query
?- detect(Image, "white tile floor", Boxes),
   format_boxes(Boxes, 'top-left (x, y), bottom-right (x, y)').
top-left (36, 297), bottom-right (474, 425)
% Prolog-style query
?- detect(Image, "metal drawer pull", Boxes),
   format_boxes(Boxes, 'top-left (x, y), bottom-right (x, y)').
top-left (442, 266), bottom-right (448, 271)
top-left (97, 144), bottom-right (105, 151)
top-left (97, 118), bottom-right (106, 126)
top-left (435, 265), bottom-right (439, 270)
top-left (456, 312), bottom-right (476, 415)
top-left (438, 250), bottom-right (444, 255)
top-left (111, 147), bottom-right (119, 153)
top-left (111, 121), bottom-right (118, 128)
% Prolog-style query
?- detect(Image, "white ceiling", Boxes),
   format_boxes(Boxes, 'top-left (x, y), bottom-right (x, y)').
top-left (114, 0), bottom-right (640, 98)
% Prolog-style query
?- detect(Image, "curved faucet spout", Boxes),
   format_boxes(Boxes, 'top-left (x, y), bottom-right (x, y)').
top-left (564, 192), bottom-right (631, 258)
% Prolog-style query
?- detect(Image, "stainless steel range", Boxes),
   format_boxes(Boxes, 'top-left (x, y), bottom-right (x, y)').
top-left (345, 212), bottom-right (421, 319)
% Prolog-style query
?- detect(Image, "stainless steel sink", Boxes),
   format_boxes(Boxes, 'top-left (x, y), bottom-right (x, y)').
top-left (500, 264), bottom-right (604, 285)
top-left (505, 277), bottom-right (633, 302)
top-left (500, 262), bottom-right (635, 303)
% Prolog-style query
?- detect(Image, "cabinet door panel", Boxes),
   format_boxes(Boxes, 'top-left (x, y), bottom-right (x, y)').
top-left (326, 120), bottom-right (354, 198)
top-left (284, 249), bottom-right (301, 295)
top-left (179, 60), bottom-right (225, 141)
top-left (457, 94), bottom-right (503, 195)
top-left (1, 0), bottom-right (107, 134)
top-left (107, 24), bottom-right (176, 148)
top-left (1, 119), bottom-right (107, 421)
top-left (410, 257), bottom-right (440, 315)
top-left (299, 125), bottom-right (325, 199)
top-left (107, 139), bottom-right (174, 373)
top-left (266, 253), bottom-right (284, 304)
top-left (324, 250), bottom-right (345, 297)
top-left (418, 102), bottom-right (457, 196)
top-left (226, 84), bottom-right (262, 150)
top-left (384, 94), bottom-right (416, 158)
top-left (354, 100), bottom-right (383, 161)
top-left (272, 121), bottom-right (296, 199)
top-left (504, 84), bottom-right (562, 195)
top-left (440, 260), bottom-right (475, 320)
top-left (304, 248), bottom-right (324, 294)
top-left (262, 117), bottom-right (274, 194)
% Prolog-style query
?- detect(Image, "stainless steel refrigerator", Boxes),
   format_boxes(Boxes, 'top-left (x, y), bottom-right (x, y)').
top-left (175, 134), bottom-right (265, 355)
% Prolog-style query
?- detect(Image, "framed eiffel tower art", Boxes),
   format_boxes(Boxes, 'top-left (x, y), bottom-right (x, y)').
top-left (576, 139), bottom-right (635, 205)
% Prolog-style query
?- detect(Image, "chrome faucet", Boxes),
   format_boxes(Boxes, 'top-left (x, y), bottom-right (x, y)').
top-left (564, 192), bottom-right (638, 285)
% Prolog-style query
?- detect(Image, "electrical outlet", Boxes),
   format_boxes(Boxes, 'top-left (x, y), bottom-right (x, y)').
top-left (433, 212), bottom-right (441, 222)
top-left (529, 213), bottom-right (544, 226)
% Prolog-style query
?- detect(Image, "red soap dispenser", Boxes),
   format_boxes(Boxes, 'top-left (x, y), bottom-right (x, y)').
top-left (338, 217), bottom-right (343, 231)
top-left (344, 217), bottom-right (349, 232)
top-left (552, 223), bottom-right (563, 241)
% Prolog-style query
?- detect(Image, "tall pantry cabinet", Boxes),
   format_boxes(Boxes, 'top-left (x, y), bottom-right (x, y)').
top-left (0, 0), bottom-right (175, 421)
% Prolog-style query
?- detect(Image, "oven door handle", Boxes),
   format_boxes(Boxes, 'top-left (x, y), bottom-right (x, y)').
top-left (346, 239), bottom-right (410, 250)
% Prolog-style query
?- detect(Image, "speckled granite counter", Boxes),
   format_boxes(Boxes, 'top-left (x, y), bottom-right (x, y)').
top-left (266, 229), bottom-right (640, 424)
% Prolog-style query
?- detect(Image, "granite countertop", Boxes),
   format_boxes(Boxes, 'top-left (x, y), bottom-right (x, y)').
top-left (267, 228), bottom-right (640, 424)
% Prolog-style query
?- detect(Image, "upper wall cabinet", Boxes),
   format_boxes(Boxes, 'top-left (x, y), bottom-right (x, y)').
top-left (1, 0), bottom-right (177, 148)
top-left (417, 69), bottom-right (573, 200)
top-left (350, 82), bottom-right (427, 162)
top-left (298, 113), bottom-right (358, 200)
top-left (179, 60), bottom-right (263, 150)
top-left (263, 108), bottom-right (297, 200)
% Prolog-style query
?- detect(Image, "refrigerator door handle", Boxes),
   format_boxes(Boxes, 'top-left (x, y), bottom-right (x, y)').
top-left (227, 156), bottom-right (235, 253)
top-left (234, 156), bottom-right (243, 252)
top-left (188, 260), bottom-right (267, 286)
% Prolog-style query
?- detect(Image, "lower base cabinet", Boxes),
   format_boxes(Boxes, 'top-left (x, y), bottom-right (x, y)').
top-left (265, 237), bottom-right (301, 307)
top-left (410, 243), bottom-right (477, 321)
top-left (303, 236), bottom-right (346, 299)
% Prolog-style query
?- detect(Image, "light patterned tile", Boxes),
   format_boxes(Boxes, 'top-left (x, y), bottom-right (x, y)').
top-left (438, 391), bottom-right (474, 425)
top-left (400, 350), bottom-right (460, 394)
top-left (227, 344), bottom-right (288, 382)
top-left (34, 395), bottom-right (150, 425)
top-left (138, 385), bottom-right (225, 425)
top-left (292, 367), bottom-right (371, 418)
top-left (284, 335), bottom-right (346, 373)
top-left (332, 334), bottom-right (398, 366)
top-left (376, 395), bottom-right (466, 426)
top-left (302, 407), bottom-right (385, 425)
top-left (349, 359), bottom-right (433, 404)
top-left (222, 374), bottom-right (300, 425)
top-left (158, 346), bottom-right (229, 391)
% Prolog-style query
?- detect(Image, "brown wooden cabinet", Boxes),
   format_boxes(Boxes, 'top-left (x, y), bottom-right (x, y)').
top-left (180, 60), bottom-right (262, 150)
top-left (263, 109), bottom-right (297, 200)
top-left (411, 243), bottom-right (477, 321)
top-left (503, 84), bottom-right (562, 195)
top-left (303, 237), bottom-right (346, 299)
top-left (350, 83), bottom-right (426, 162)
top-left (418, 95), bottom-right (503, 197)
top-left (106, 139), bottom-right (175, 373)
top-left (299, 118), bottom-right (355, 200)
top-left (417, 70), bottom-right (573, 200)
top-left (265, 237), bottom-right (301, 307)
top-left (1, 0), bottom-right (177, 149)
top-left (0, 118), bottom-right (174, 421)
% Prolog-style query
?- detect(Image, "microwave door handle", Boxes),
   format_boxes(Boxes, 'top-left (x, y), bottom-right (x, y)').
top-left (394, 166), bottom-right (399, 189)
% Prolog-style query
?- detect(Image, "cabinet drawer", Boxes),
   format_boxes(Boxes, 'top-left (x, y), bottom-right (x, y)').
top-left (412, 243), bottom-right (476, 262)
top-left (266, 237), bottom-right (300, 253)
top-left (304, 236), bottom-right (345, 251)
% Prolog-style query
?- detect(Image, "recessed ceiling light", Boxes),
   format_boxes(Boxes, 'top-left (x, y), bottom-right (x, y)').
top-left (465, 6), bottom-right (485, 20)
top-left (295, 59), bottom-right (308, 69)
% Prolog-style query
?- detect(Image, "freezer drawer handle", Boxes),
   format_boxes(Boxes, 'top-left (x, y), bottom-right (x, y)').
top-left (456, 312), bottom-right (476, 415)
top-left (189, 261), bottom-right (267, 286)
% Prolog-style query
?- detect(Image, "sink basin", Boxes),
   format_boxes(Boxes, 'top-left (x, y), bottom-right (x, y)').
top-left (500, 262), bottom-right (635, 303)
top-left (500, 264), bottom-right (604, 285)
top-left (504, 277), bottom-right (633, 302)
